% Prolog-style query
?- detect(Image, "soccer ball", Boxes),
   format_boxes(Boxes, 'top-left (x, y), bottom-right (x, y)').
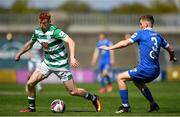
top-left (50, 99), bottom-right (65, 113)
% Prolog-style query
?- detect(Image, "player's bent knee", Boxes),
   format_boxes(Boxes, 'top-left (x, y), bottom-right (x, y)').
top-left (117, 73), bottom-right (129, 81)
top-left (68, 89), bottom-right (78, 96)
top-left (27, 81), bottom-right (36, 88)
top-left (101, 72), bottom-right (108, 77)
top-left (116, 74), bottom-right (123, 81)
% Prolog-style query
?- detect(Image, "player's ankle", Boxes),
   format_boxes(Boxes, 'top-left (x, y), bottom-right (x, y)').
top-left (122, 103), bottom-right (129, 107)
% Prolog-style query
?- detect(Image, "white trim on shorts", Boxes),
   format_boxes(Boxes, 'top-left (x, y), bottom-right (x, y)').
top-left (36, 61), bottom-right (72, 82)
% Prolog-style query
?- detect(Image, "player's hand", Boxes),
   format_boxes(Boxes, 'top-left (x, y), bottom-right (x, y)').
top-left (15, 53), bottom-right (21, 61)
top-left (90, 60), bottom-right (95, 66)
top-left (99, 46), bottom-right (109, 50)
top-left (70, 58), bottom-right (79, 68)
top-left (110, 60), bottom-right (115, 66)
top-left (170, 57), bottom-right (177, 62)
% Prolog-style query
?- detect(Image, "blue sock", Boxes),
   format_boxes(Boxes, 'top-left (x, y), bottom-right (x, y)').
top-left (119, 90), bottom-right (128, 106)
top-left (141, 88), bottom-right (154, 103)
top-left (100, 77), bottom-right (106, 88)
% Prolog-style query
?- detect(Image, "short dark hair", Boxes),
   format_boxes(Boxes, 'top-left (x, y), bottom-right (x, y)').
top-left (39, 11), bottom-right (51, 21)
top-left (139, 15), bottom-right (154, 25)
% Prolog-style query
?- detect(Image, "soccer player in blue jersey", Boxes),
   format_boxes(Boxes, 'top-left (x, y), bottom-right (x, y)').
top-left (100, 15), bottom-right (177, 113)
top-left (91, 33), bottom-right (114, 93)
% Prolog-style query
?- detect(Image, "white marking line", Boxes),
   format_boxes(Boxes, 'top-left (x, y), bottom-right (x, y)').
top-left (0, 91), bottom-right (70, 96)
top-left (0, 91), bottom-right (25, 95)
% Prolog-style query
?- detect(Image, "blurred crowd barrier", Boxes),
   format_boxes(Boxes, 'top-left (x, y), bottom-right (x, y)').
top-left (0, 68), bottom-right (179, 84)
top-left (0, 68), bottom-right (96, 84)
top-left (1, 13), bottom-right (180, 33)
top-left (1, 13), bottom-right (180, 26)
top-left (167, 66), bottom-right (180, 81)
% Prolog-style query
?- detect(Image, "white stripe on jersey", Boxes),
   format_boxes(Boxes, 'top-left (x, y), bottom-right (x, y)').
top-left (48, 44), bottom-right (64, 51)
top-left (44, 58), bottom-right (68, 66)
top-left (47, 50), bottom-right (67, 59)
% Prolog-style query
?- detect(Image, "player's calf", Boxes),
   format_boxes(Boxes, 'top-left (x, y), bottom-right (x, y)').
top-left (98, 87), bottom-right (106, 93)
top-left (106, 84), bottom-right (113, 92)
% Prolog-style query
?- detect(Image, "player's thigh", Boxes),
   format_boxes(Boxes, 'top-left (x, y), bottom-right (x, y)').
top-left (54, 71), bottom-right (76, 91)
top-left (27, 71), bottom-right (34, 80)
top-left (101, 70), bottom-right (108, 76)
top-left (28, 61), bottom-right (36, 72)
top-left (116, 71), bottom-right (132, 81)
top-left (133, 81), bottom-right (147, 90)
top-left (28, 70), bottom-right (45, 85)
top-left (63, 79), bottom-right (77, 92)
top-left (101, 64), bottom-right (110, 76)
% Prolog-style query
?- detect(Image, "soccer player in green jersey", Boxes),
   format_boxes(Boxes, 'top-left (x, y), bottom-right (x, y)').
top-left (15, 11), bottom-right (102, 113)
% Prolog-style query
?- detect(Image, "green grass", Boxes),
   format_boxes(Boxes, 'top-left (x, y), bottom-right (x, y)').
top-left (0, 82), bottom-right (180, 116)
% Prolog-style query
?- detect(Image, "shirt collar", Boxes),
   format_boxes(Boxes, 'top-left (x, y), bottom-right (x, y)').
top-left (144, 27), bottom-right (153, 30)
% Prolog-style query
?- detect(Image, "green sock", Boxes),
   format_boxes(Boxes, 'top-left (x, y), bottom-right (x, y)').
top-left (28, 96), bottom-right (35, 110)
top-left (84, 92), bottom-right (95, 101)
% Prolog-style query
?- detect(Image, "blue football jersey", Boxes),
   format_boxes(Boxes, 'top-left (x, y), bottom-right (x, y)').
top-left (96, 39), bottom-right (112, 65)
top-left (129, 27), bottom-right (169, 69)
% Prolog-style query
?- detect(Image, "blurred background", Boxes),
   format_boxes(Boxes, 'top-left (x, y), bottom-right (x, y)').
top-left (0, 0), bottom-right (179, 84)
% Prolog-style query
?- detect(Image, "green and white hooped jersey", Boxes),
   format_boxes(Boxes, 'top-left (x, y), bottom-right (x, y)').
top-left (31, 24), bottom-right (70, 71)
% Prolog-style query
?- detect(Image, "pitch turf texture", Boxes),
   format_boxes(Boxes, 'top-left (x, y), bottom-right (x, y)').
top-left (0, 82), bottom-right (180, 116)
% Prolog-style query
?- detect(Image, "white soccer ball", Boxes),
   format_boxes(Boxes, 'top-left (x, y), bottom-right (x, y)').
top-left (50, 99), bottom-right (65, 113)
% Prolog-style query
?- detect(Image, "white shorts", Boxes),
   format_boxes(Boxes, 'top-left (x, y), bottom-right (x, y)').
top-left (36, 62), bottom-right (73, 82)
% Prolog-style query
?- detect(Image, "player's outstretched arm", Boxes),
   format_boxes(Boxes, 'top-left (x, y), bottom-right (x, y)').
top-left (99, 39), bottom-right (132, 50)
top-left (63, 36), bottom-right (79, 68)
top-left (91, 49), bottom-right (99, 66)
top-left (110, 49), bottom-right (115, 65)
top-left (15, 40), bottom-right (35, 61)
top-left (165, 45), bottom-right (177, 62)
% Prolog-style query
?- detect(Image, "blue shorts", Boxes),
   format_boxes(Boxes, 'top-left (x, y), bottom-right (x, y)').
top-left (128, 67), bottom-right (160, 83)
top-left (99, 64), bottom-right (111, 72)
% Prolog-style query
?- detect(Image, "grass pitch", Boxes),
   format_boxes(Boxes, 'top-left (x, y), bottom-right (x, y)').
top-left (0, 82), bottom-right (180, 116)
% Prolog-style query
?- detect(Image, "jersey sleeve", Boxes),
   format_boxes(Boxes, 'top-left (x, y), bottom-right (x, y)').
top-left (96, 42), bottom-right (99, 49)
top-left (159, 35), bottom-right (170, 49)
top-left (128, 31), bottom-right (141, 43)
top-left (54, 28), bottom-right (68, 40)
top-left (31, 31), bottom-right (37, 42)
top-left (108, 40), bottom-right (113, 46)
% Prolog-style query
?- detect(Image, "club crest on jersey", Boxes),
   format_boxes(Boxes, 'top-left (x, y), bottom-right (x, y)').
top-left (59, 31), bottom-right (66, 37)
top-left (42, 42), bottom-right (49, 49)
